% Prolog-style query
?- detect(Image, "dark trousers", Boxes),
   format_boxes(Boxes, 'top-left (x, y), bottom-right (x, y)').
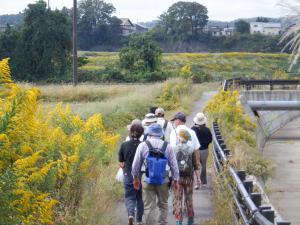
top-left (123, 173), bottom-right (144, 222)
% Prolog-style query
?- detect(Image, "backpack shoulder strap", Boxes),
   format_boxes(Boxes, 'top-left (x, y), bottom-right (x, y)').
top-left (161, 141), bottom-right (168, 153)
top-left (163, 120), bottom-right (168, 130)
top-left (145, 140), bottom-right (154, 152)
top-left (143, 134), bottom-right (148, 141)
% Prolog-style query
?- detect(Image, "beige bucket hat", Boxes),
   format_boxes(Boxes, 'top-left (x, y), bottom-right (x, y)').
top-left (193, 112), bottom-right (207, 125)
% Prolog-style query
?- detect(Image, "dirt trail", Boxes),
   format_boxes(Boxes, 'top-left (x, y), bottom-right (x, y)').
top-left (114, 91), bottom-right (216, 225)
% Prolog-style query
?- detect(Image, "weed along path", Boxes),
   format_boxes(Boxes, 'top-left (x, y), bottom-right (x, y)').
top-left (114, 91), bottom-right (216, 225)
top-left (263, 117), bottom-right (300, 224)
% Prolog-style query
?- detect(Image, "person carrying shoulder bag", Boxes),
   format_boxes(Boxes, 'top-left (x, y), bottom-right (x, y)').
top-left (119, 123), bottom-right (145, 225)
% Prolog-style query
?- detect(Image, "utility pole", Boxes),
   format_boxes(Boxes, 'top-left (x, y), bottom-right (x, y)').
top-left (73, 0), bottom-right (78, 86)
top-left (47, 0), bottom-right (50, 9)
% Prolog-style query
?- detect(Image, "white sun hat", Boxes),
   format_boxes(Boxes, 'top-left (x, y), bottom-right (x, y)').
top-left (142, 113), bottom-right (157, 127)
top-left (193, 112), bottom-right (207, 125)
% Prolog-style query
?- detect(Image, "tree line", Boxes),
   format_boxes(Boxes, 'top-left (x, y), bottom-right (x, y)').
top-left (0, 0), bottom-right (285, 82)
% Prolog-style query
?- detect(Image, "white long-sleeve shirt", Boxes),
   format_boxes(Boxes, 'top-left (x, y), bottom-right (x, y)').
top-left (156, 117), bottom-right (173, 143)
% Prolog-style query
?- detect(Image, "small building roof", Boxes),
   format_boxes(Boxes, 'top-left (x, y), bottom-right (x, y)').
top-left (135, 23), bottom-right (148, 30)
top-left (119, 18), bottom-right (134, 27)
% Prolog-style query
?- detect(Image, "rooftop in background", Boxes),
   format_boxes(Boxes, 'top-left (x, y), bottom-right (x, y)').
top-left (119, 18), bottom-right (149, 36)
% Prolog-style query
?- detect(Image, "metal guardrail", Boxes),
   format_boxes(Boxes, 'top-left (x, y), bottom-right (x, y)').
top-left (212, 122), bottom-right (291, 225)
top-left (223, 78), bottom-right (300, 91)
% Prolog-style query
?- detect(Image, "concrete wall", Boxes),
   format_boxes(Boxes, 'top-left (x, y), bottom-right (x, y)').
top-left (240, 90), bottom-right (300, 151)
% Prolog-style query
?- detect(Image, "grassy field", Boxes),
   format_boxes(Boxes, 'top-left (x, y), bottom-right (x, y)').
top-left (78, 52), bottom-right (299, 82)
top-left (22, 80), bottom-right (218, 224)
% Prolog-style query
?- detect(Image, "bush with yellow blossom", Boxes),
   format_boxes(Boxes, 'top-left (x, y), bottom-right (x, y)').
top-left (205, 90), bottom-right (271, 179)
top-left (157, 78), bottom-right (191, 110)
top-left (0, 58), bottom-right (119, 224)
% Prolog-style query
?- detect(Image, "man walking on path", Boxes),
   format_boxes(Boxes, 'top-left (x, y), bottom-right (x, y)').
top-left (132, 123), bottom-right (180, 225)
top-left (155, 107), bottom-right (173, 142)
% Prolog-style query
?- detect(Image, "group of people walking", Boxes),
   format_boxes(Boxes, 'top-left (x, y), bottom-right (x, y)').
top-left (118, 107), bottom-right (212, 225)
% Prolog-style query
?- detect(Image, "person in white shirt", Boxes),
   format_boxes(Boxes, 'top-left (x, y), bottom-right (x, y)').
top-left (155, 107), bottom-right (173, 143)
top-left (169, 112), bottom-right (201, 189)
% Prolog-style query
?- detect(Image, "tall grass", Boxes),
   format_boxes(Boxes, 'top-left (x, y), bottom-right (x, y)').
top-left (24, 80), bottom-right (219, 224)
top-left (20, 83), bottom-right (136, 102)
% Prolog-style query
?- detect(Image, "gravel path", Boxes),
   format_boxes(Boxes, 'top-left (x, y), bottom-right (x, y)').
top-left (114, 91), bottom-right (216, 225)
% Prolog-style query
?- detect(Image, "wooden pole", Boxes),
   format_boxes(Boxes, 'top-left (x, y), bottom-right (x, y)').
top-left (72, 0), bottom-right (78, 86)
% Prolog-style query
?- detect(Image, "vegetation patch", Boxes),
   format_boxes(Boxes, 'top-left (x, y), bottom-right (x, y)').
top-left (0, 58), bottom-right (119, 224)
top-left (79, 52), bottom-right (298, 83)
top-left (204, 90), bottom-right (272, 224)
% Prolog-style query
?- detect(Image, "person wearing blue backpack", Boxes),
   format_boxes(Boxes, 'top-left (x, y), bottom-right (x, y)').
top-left (132, 123), bottom-right (180, 225)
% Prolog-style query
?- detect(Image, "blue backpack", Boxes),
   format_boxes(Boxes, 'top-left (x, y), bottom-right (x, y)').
top-left (145, 140), bottom-right (168, 185)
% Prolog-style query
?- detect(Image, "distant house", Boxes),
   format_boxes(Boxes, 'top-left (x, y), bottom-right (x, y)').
top-left (120, 18), bottom-right (136, 36)
top-left (0, 25), bottom-right (6, 32)
top-left (119, 18), bottom-right (149, 36)
top-left (204, 26), bottom-right (234, 36)
top-left (134, 23), bottom-right (148, 34)
top-left (222, 27), bottom-right (235, 36)
top-left (250, 22), bottom-right (281, 35)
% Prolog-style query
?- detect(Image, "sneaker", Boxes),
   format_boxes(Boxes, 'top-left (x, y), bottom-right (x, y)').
top-left (199, 184), bottom-right (208, 190)
top-left (187, 218), bottom-right (194, 225)
top-left (128, 216), bottom-right (134, 225)
top-left (136, 222), bottom-right (143, 225)
top-left (176, 221), bottom-right (183, 225)
top-left (194, 185), bottom-right (199, 190)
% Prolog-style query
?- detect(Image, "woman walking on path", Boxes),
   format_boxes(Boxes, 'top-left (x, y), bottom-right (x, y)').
top-left (191, 113), bottom-right (212, 188)
top-left (173, 129), bottom-right (199, 225)
top-left (119, 123), bottom-right (145, 225)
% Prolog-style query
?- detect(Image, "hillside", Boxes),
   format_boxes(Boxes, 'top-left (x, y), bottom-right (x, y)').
top-left (0, 13), bottom-right (23, 26)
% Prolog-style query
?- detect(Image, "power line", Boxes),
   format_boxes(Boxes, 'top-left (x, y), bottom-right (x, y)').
top-left (73, 0), bottom-right (78, 86)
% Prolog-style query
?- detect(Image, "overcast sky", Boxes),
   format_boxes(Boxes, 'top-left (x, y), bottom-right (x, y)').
top-left (0, 0), bottom-right (297, 22)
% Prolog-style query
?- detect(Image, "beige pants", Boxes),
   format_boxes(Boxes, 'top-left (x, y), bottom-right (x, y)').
top-left (142, 178), bottom-right (169, 225)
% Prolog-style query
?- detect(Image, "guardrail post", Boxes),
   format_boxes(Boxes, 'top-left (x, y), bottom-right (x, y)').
top-left (218, 139), bottom-right (224, 144)
top-left (237, 170), bottom-right (246, 182)
top-left (259, 205), bottom-right (271, 211)
top-left (277, 222), bottom-right (291, 225)
top-left (224, 149), bottom-right (230, 156)
top-left (220, 143), bottom-right (227, 149)
top-left (261, 209), bottom-right (275, 223)
top-left (251, 193), bottom-right (262, 208)
top-left (244, 180), bottom-right (253, 194)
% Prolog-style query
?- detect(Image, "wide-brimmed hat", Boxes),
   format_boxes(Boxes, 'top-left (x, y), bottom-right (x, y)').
top-left (127, 119), bottom-right (142, 130)
top-left (146, 123), bottom-right (164, 137)
top-left (170, 112), bottom-right (186, 123)
top-left (142, 113), bottom-right (157, 126)
top-left (155, 107), bottom-right (165, 116)
top-left (193, 112), bottom-right (207, 125)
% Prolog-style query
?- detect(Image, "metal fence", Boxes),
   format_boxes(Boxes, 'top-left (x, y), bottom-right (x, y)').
top-left (223, 78), bottom-right (300, 91)
top-left (211, 121), bottom-right (290, 225)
